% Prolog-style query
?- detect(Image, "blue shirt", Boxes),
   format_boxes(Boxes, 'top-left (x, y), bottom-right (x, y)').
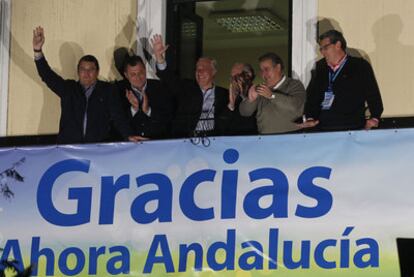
top-left (195, 86), bottom-right (215, 132)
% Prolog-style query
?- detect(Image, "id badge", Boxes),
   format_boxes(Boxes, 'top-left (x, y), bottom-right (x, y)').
top-left (321, 90), bottom-right (335, 110)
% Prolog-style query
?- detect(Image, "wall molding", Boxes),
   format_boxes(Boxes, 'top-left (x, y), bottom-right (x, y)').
top-left (292, 0), bottom-right (318, 87)
top-left (136, 0), bottom-right (166, 79)
top-left (0, 0), bottom-right (11, 136)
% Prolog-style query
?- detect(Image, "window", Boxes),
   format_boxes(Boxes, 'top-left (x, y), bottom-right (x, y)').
top-left (166, 0), bottom-right (292, 87)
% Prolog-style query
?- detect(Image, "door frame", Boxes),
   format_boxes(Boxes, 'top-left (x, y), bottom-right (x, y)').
top-left (0, 0), bottom-right (11, 136)
top-left (137, 0), bottom-right (318, 84)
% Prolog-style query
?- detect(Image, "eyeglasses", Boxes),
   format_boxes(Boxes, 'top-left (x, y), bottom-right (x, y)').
top-left (319, 43), bottom-right (334, 52)
top-left (78, 67), bottom-right (97, 73)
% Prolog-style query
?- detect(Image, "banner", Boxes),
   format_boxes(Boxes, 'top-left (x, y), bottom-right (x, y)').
top-left (1, 129), bottom-right (413, 276)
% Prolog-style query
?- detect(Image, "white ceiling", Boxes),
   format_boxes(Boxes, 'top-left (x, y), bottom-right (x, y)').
top-left (196, 0), bottom-right (290, 49)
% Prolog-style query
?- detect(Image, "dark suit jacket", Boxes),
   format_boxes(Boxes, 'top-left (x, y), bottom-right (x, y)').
top-left (114, 79), bottom-right (173, 139)
top-left (220, 96), bottom-right (258, 136)
top-left (305, 56), bottom-right (383, 130)
top-left (35, 56), bottom-right (132, 144)
top-left (156, 66), bottom-right (229, 138)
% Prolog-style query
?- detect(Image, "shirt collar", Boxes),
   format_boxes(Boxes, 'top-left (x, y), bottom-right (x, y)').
top-left (328, 54), bottom-right (348, 72)
top-left (272, 75), bottom-right (286, 90)
top-left (131, 82), bottom-right (147, 95)
top-left (201, 84), bottom-right (215, 94)
top-left (82, 82), bottom-right (97, 92)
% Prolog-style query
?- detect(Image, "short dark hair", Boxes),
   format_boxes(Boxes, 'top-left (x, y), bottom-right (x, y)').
top-left (77, 55), bottom-right (99, 71)
top-left (258, 52), bottom-right (284, 71)
top-left (123, 55), bottom-right (145, 72)
top-left (319, 29), bottom-right (347, 51)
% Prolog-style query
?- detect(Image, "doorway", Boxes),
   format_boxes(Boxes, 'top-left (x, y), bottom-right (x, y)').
top-left (166, 0), bottom-right (292, 87)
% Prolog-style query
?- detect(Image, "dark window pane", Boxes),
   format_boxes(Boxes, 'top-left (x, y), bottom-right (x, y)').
top-left (168, 0), bottom-right (291, 86)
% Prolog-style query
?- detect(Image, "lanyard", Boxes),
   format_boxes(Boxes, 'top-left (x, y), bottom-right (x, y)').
top-left (328, 57), bottom-right (348, 90)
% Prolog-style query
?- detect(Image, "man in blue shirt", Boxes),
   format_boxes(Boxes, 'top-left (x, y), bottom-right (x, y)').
top-left (151, 34), bottom-right (229, 138)
top-left (33, 26), bottom-right (139, 143)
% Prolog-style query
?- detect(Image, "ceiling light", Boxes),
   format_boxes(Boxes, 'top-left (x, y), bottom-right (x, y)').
top-left (181, 21), bottom-right (197, 38)
top-left (212, 9), bottom-right (285, 33)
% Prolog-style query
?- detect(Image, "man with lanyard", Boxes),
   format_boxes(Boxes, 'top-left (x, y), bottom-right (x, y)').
top-left (151, 34), bottom-right (228, 138)
top-left (300, 29), bottom-right (383, 131)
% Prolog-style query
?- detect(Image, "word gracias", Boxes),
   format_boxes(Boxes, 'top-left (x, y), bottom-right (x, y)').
top-left (36, 149), bottom-right (333, 226)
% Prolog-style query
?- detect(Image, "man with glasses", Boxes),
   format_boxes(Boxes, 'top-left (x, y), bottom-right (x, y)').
top-left (300, 29), bottom-right (383, 131)
top-left (33, 26), bottom-right (139, 144)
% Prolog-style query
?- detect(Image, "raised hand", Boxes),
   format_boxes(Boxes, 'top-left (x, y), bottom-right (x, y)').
top-left (230, 75), bottom-right (243, 95)
top-left (126, 89), bottom-right (139, 111)
top-left (247, 85), bottom-right (259, 102)
top-left (228, 83), bottom-right (237, 110)
top-left (228, 76), bottom-right (242, 110)
top-left (141, 91), bottom-right (149, 114)
top-left (33, 26), bottom-right (45, 51)
top-left (150, 34), bottom-right (169, 64)
top-left (255, 84), bottom-right (273, 99)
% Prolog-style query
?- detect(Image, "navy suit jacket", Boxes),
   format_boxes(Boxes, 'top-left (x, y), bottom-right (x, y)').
top-left (35, 56), bottom-right (132, 144)
top-left (114, 79), bottom-right (173, 139)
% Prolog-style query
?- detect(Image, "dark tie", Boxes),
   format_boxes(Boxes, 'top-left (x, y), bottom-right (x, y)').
top-left (83, 86), bottom-right (94, 136)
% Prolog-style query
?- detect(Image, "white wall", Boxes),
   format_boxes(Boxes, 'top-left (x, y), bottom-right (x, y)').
top-left (4, 0), bottom-right (414, 137)
top-left (7, 0), bottom-right (137, 136)
top-left (0, 0), bottom-right (11, 136)
top-left (319, 0), bottom-right (414, 117)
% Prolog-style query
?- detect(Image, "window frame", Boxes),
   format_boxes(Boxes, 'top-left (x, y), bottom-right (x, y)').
top-left (0, 0), bottom-right (11, 136)
top-left (137, 0), bottom-right (318, 85)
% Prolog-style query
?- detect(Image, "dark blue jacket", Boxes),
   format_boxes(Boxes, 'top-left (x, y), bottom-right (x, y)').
top-left (35, 56), bottom-right (133, 144)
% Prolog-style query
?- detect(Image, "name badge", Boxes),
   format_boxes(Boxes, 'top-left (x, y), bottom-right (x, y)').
top-left (321, 90), bottom-right (335, 110)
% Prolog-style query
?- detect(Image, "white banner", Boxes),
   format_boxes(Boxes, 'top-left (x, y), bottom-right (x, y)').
top-left (1, 129), bottom-right (413, 276)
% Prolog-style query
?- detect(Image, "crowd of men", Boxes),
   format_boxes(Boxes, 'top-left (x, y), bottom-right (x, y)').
top-left (32, 26), bottom-right (384, 144)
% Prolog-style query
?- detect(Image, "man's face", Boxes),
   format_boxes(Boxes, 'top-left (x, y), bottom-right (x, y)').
top-left (260, 59), bottom-right (282, 87)
top-left (319, 37), bottom-right (342, 65)
top-left (78, 61), bottom-right (99, 88)
top-left (231, 63), bottom-right (244, 77)
top-left (124, 63), bottom-right (147, 90)
top-left (195, 58), bottom-right (215, 89)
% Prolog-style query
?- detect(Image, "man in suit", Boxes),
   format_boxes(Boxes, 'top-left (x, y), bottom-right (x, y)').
top-left (114, 55), bottom-right (172, 139)
top-left (32, 26), bottom-right (139, 144)
top-left (239, 52), bottom-right (306, 134)
top-left (300, 30), bottom-right (383, 131)
top-left (151, 34), bottom-right (229, 138)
